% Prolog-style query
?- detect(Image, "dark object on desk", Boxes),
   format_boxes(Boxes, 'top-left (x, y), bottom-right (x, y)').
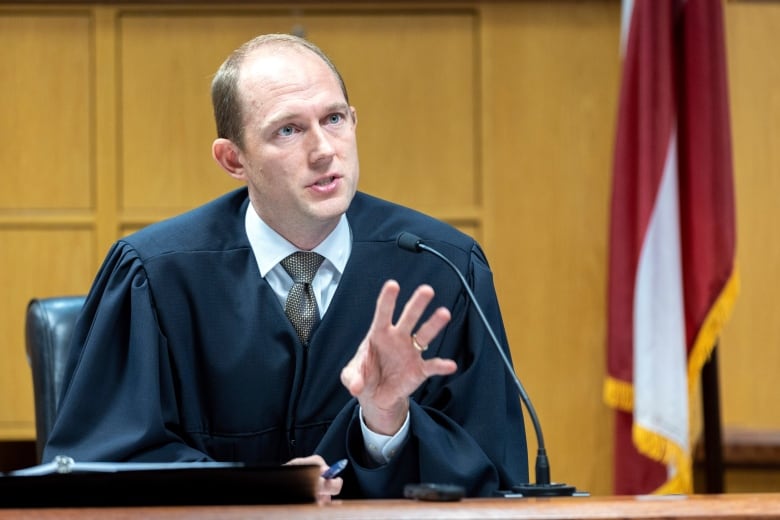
top-left (0, 462), bottom-right (319, 507)
top-left (404, 483), bottom-right (465, 502)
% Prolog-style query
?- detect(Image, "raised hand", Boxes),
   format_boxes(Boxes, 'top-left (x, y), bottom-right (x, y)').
top-left (340, 280), bottom-right (457, 435)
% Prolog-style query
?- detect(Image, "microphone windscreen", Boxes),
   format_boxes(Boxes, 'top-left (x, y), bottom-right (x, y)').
top-left (397, 232), bottom-right (422, 252)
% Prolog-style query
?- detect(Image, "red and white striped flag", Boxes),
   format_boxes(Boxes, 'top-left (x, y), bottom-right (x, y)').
top-left (604, 0), bottom-right (739, 494)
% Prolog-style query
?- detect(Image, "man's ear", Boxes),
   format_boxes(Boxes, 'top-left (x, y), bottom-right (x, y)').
top-left (212, 138), bottom-right (246, 181)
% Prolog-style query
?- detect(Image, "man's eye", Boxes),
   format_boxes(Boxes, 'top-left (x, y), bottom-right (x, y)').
top-left (278, 125), bottom-right (295, 137)
top-left (327, 114), bottom-right (343, 124)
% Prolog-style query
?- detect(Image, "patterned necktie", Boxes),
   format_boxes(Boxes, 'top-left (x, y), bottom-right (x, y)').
top-left (280, 251), bottom-right (325, 345)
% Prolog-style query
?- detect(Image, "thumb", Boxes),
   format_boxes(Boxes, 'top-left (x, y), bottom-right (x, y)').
top-left (340, 359), bottom-right (365, 396)
top-left (423, 358), bottom-right (458, 378)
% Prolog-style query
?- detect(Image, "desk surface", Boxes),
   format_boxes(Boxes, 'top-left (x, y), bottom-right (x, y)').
top-left (2, 493), bottom-right (780, 520)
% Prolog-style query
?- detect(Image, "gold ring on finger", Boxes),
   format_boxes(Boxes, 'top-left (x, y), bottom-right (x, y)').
top-left (411, 333), bottom-right (428, 352)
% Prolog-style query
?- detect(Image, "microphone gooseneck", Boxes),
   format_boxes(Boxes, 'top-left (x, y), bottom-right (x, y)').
top-left (396, 232), bottom-right (577, 497)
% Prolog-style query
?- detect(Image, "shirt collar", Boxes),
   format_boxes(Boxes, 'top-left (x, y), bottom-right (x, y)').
top-left (245, 204), bottom-right (351, 277)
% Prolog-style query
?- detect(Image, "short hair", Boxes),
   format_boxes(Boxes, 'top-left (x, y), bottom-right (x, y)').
top-left (211, 33), bottom-right (350, 149)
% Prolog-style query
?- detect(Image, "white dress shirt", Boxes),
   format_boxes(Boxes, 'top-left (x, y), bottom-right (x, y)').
top-left (244, 205), bottom-right (408, 464)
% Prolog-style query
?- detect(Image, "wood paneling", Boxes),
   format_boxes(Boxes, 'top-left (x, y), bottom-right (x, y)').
top-left (482, 0), bottom-right (620, 494)
top-left (0, 12), bottom-right (92, 210)
top-left (721, 1), bottom-right (780, 431)
top-left (0, 229), bottom-right (94, 439)
top-left (119, 14), bottom-right (249, 213)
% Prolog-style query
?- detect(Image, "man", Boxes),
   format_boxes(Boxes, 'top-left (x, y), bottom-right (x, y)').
top-left (43, 33), bottom-right (528, 499)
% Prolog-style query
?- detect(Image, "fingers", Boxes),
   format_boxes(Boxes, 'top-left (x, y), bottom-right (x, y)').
top-left (375, 280), bottom-right (451, 338)
top-left (284, 454), bottom-right (327, 470)
top-left (340, 355), bottom-right (365, 397)
top-left (341, 281), bottom-right (455, 401)
top-left (317, 476), bottom-right (343, 504)
top-left (411, 306), bottom-right (451, 348)
top-left (285, 455), bottom-right (344, 504)
top-left (365, 281), bottom-right (454, 352)
top-left (396, 284), bottom-right (436, 334)
top-left (423, 357), bottom-right (458, 378)
top-left (371, 280), bottom-right (401, 330)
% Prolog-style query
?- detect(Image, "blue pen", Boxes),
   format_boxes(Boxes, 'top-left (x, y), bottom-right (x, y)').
top-left (321, 458), bottom-right (348, 479)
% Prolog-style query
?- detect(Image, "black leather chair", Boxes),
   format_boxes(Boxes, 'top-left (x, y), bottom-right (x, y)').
top-left (25, 295), bottom-right (86, 462)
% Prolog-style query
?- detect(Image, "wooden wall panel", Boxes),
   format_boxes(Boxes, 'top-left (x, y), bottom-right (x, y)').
top-left (0, 229), bottom-right (94, 439)
top-left (721, 2), bottom-right (780, 430)
top-left (0, 9), bottom-right (96, 441)
top-left (0, 12), bottom-right (92, 210)
top-left (119, 13), bottom-right (256, 214)
top-left (481, 0), bottom-right (620, 495)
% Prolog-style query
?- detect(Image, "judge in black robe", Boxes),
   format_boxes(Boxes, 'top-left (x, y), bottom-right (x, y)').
top-left (43, 32), bottom-right (529, 499)
top-left (43, 188), bottom-right (528, 498)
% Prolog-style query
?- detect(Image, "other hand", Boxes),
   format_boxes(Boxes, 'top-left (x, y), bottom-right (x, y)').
top-left (285, 454), bottom-right (343, 505)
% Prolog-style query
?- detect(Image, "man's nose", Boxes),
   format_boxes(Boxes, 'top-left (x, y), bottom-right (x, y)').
top-left (308, 126), bottom-right (336, 163)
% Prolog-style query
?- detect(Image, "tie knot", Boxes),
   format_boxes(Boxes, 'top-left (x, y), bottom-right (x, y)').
top-left (280, 251), bottom-right (324, 284)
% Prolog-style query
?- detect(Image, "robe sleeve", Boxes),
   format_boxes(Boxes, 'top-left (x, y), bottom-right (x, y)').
top-left (315, 244), bottom-right (529, 498)
top-left (42, 241), bottom-right (210, 463)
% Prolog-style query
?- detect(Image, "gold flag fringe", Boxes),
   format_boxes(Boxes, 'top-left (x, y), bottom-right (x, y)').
top-left (687, 266), bottom-right (740, 397)
top-left (603, 261), bottom-right (739, 494)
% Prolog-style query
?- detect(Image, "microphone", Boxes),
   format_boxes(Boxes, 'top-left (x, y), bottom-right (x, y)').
top-left (396, 232), bottom-right (578, 497)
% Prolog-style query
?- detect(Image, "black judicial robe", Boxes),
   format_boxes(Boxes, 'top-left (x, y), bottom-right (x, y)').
top-left (43, 188), bottom-right (529, 498)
